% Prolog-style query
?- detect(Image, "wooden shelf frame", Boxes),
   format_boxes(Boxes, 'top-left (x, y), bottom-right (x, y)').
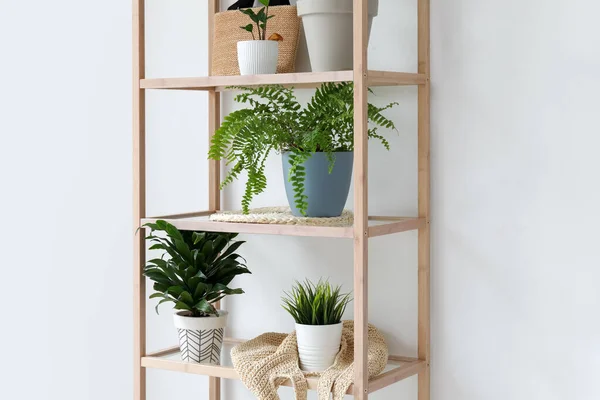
top-left (140, 212), bottom-right (423, 239)
top-left (132, 1), bottom-right (430, 400)
top-left (141, 339), bottom-right (426, 395)
top-left (140, 70), bottom-right (426, 91)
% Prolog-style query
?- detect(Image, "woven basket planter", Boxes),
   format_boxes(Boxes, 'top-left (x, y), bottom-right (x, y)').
top-left (212, 6), bottom-right (300, 76)
top-left (174, 310), bottom-right (228, 364)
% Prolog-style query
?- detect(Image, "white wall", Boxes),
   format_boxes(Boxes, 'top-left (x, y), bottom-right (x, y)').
top-left (0, 0), bottom-right (599, 400)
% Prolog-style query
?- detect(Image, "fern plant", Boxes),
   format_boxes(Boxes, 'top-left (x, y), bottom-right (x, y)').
top-left (208, 83), bottom-right (398, 215)
top-left (281, 279), bottom-right (352, 325)
top-left (143, 220), bottom-right (250, 317)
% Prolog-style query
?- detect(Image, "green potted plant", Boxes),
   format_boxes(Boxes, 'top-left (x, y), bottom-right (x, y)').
top-left (282, 279), bottom-right (352, 372)
top-left (208, 82), bottom-right (398, 217)
top-left (237, 0), bottom-right (284, 75)
top-left (143, 220), bottom-right (250, 364)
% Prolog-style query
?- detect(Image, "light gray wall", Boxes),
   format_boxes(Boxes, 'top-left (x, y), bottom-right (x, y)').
top-left (0, 0), bottom-right (598, 400)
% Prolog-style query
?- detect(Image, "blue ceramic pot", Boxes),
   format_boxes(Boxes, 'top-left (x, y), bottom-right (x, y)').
top-left (282, 151), bottom-right (353, 217)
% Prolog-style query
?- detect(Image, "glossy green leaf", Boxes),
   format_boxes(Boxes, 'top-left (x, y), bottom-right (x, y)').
top-left (143, 220), bottom-right (249, 316)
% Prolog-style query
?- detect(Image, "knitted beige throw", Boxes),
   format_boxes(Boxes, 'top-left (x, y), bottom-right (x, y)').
top-left (231, 321), bottom-right (388, 400)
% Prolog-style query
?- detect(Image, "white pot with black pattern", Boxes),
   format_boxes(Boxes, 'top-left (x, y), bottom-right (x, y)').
top-left (173, 310), bottom-right (228, 364)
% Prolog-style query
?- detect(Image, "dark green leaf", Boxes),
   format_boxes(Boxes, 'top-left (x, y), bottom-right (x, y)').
top-left (179, 291), bottom-right (194, 305)
top-left (154, 298), bottom-right (173, 314)
top-left (240, 24), bottom-right (254, 33)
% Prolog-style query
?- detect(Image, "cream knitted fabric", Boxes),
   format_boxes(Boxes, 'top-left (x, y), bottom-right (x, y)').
top-left (230, 321), bottom-right (388, 400)
top-left (231, 332), bottom-right (307, 400)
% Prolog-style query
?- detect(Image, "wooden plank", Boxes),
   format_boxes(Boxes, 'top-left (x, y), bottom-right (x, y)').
top-left (141, 355), bottom-right (352, 393)
top-left (149, 210), bottom-right (215, 220)
top-left (368, 216), bottom-right (417, 222)
top-left (208, 3), bottom-right (221, 400)
top-left (141, 356), bottom-right (240, 379)
top-left (417, 0), bottom-right (431, 399)
top-left (388, 355), bottom-right (422, 363)
top-left (142, 341), bottom-right (421, 395)
top-left (368, 218), bottom-right (423, 238)
top-left (208, 90), bottom-right (221, 211)
top-left (140, 71), bottom-right (425, 91)
top-left (140, 216), bottom-right (425, 238)
top-left (132, 0), bottom-right (146, 399)
top-left (140, 217), bottom-right (353, 238)
top-left (146, 345), bottom-right (180, 358)
top-left (141, 71), bottom-right (354, 90)
top-left (368, 360), bottom-right (426, 393)
top-left (352, 0), bottom-right (370, 399)
top-left (368, 70), bottom-right (427, 86)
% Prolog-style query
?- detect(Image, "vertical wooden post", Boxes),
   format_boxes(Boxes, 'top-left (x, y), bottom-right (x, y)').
top-left (352, 0), bottom-right (369, 399)
top-left (208, 0), bottom-right (221, 212)
top-left (132, 0), bottom-right (146, 399)
top-left (208, 2), bottom-right (222, 400)
top-left (417, 0), bottom-right (431, 399)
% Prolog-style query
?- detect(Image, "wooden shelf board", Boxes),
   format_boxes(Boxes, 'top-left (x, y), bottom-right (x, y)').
top-left (142, 339), bottom-right (425, 395)
top-left (140, 70), bottom-right (426, 91)
top-left (140, 213), bottom-right (422, 238)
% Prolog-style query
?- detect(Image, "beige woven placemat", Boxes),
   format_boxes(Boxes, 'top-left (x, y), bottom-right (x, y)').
top-left (209, 207), bottom-right (353, 227)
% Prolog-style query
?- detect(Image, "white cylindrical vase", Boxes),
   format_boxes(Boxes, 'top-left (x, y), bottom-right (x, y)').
top-left (295, 322), bottom-right (343, 372)
top-left (173, 310), bottom-right (228, 365)
top-left (297, 0), bottom-right (379, 72)
top-left (237, 40), bottom-right (279, 75)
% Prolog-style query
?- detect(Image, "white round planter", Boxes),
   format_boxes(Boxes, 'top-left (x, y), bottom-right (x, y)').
top-left (173, 310), bottom-right (228, 364)
top-left (297, 0), bottom-right (379, 72)
top-left (295, 322), bottom-right (343, 372)
top-left (237, 40), bottom-right (279, 75)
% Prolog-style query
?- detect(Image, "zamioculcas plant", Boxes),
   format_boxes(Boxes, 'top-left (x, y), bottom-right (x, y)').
top-left (143, 220), bottom-right (251, 317)
top-left (143, 220), bottom-right (251, 364)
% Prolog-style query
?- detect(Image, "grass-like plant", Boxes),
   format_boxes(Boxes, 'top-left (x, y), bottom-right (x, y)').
top-left (143, 220), bottom-right (251, 318)
top-left (208, 83), bottom-right (398, 215)
top-left (281, 279), bottom-right (352, 325)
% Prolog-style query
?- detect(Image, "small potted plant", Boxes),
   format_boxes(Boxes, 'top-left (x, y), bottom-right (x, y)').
top-left (237, 0), bottom-right (284, 75)
top-left (208, 83), bottom-right (398, 217)
top-left (282, 279), bottom-right (352, 372)
top-left (143, 220), bottom-right (250, 364)
top-left (297, 0), bottom-right (379, 71)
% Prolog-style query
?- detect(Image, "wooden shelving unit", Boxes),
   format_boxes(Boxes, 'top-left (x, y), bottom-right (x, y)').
top-left (132, 1), bottom-right (430, 400)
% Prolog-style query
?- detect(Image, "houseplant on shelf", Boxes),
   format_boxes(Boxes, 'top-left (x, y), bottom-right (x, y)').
top-left (297, 0), bottom-right (379, 71)
top-left (237, 0), bottom-right (284, 75)
top-left (282, 279), bottom-right (352, 372)
top-left (143, 220), bottom-right (251, 364)
top-left (208, 82), bottom-right (398, 217)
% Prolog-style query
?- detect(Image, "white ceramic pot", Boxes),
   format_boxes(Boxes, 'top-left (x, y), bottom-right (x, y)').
top-left (297, 0), bottom-right (379, 72)
top-left (173, 310), bottom-right (228, 364)
top-left (295, 322), bottom-right (343, 372)
top-left (237, 40), bottom-right (279, 75)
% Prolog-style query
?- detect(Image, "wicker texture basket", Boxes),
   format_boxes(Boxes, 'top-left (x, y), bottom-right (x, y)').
top-left (211, 5), bottom-right (300, 76)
